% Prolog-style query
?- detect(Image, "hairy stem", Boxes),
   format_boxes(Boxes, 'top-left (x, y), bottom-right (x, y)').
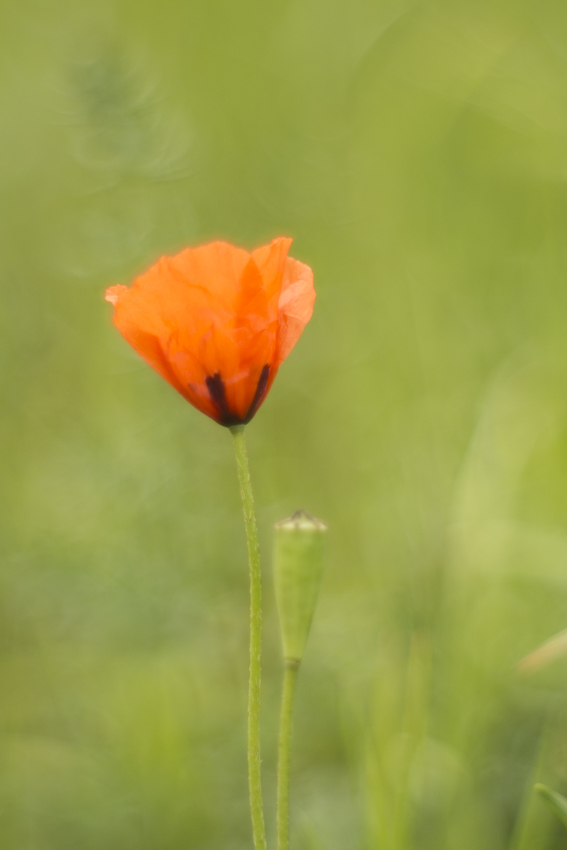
top-left (277, 658), bottom-right (299, 850)
top-left (230, 425), bottom-right (267, 850)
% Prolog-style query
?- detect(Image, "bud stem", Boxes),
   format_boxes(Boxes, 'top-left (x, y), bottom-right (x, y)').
top-left (230, 425), bottom-right (267, 850)
top-left (277, 658), bottom-right (300, 850)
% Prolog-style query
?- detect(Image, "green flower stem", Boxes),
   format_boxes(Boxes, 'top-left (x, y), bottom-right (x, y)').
top-left (277, 658), bottom-right (300, 850)
top-left (230, 425), bottom-right (267, 850)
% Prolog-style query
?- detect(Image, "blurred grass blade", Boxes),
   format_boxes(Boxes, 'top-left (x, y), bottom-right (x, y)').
top-left (535, 784), bottom-right (567, 830)
top-left (517, 629), bottom-right (567, 675)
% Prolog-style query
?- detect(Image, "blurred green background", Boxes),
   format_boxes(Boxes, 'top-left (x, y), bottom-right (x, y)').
top-left (4, 0), bottom-right (567, 847)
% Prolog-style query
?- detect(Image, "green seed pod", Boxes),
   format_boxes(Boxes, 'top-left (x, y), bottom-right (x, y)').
top-left (273, 510), bottom-right (327, 663)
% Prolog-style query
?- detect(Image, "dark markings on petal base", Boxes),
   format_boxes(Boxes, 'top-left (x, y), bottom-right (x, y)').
top-left (206, 365), bottom-right (270, 427)
top-left (244, 364), bottom-right (270, 423)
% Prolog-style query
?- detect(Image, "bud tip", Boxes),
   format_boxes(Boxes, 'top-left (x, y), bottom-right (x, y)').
top-left (275, 509), bottom-right (327, 532)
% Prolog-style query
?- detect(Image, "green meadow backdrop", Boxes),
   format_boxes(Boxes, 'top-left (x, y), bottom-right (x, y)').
top-left (3, 0), bottom-right (567, 847)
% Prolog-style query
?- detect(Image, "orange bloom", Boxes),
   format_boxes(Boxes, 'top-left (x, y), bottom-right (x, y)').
top-left (105, 237), bottom-right (315, 426)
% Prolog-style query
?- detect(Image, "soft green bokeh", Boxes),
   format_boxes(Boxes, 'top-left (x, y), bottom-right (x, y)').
top-left (2, 0), bottom-right (567, 847)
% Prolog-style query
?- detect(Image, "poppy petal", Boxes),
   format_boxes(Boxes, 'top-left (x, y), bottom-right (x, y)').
top-left (105, 239), bottom-right (314, 425)
top-left (276, 257), bottom-right (315, 365)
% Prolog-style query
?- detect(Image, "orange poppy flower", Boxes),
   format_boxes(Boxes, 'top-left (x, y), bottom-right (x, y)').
top-left (105, 237), bottom-right (315, 426)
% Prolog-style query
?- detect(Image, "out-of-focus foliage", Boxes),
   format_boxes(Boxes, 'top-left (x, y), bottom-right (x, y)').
top-left (3, 0), bottom-right (567, 848)
top-left (536, 785), bottom-right (567, 831)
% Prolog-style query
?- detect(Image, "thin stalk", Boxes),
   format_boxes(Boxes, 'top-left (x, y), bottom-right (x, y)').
top-left (230, 424), bottom-right (267, 850)
top-left (508, 709), bottom-right (553, 850)
top-left (277, 658), bottom-right (300, 850)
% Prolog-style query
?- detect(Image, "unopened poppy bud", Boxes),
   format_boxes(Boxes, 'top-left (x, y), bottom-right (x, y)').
top-left (273, 510), bottom-right (327, 663)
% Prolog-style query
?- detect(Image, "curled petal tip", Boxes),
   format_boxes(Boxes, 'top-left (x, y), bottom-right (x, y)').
top-left (105, 285), bottom-right (129, 306)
